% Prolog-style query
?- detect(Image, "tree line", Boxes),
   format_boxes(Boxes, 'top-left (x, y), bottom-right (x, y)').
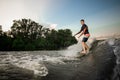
top-left (0, 19), bottom-right (77, 51)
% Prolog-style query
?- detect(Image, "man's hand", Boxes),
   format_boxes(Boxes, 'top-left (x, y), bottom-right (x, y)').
top-left (78, 31), bottom-right (83, 38)
top-left (74, 33), bottom-right (77, 37)
top-left (78, 35), bottom-right (81, 38)
top-left (74, 34), bottom-right (76, 37)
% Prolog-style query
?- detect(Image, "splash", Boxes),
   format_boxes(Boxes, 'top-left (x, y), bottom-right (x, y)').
top-left (0, 53), bottom-right (48, 77)
top-left (0, 36), bottom-right (97, 77)
top-left (62, 36), bottom-right (96, 57)
top-left (0, 51), bottom-right (79, 77)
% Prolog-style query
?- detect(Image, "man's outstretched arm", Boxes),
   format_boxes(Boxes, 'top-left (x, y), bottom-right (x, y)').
top-left (74, 31), bottom-right (81, 36)
top-left (78, 27), bottom-right (87, 37)
top-left (74, 26), bottom-right (85, 36)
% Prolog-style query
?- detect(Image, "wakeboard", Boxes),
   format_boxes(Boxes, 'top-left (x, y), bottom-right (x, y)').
top-left (76, 52), bottom-right (87, 58)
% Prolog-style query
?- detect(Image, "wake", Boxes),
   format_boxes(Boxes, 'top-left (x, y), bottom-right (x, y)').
top-left (61, 37), bottom-right (96, 57)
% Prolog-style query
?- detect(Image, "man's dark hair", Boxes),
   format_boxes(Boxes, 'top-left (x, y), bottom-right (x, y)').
top-left (80, 19), bottom-right (84, 22)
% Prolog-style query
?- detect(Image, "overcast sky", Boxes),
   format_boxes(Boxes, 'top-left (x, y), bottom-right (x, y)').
top-left (0, 0), bottom-right (120, 37)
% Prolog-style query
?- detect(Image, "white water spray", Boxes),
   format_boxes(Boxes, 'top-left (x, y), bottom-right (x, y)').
top-left (62, 35), bottom-right (96, 57)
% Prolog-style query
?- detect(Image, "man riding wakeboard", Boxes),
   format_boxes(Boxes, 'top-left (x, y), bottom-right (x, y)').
top-left (74, 19), bottom-right (90, 54)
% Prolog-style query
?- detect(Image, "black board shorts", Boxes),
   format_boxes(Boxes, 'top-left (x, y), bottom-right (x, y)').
top-left (82, 37), bottom-right (89, 42)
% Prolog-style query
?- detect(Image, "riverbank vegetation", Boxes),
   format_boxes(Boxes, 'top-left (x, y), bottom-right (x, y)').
top-left (0, 19), bottom-right (77, 51)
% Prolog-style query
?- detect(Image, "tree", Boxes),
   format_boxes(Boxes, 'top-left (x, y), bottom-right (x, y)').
top-left (11, 19), bottom-right (43, 40)
top-left (0, 25), bottom-right (3, 36)
top-left (0, 33), bottom-right (13, 51)
top-left (0, 19), bottom-right (77, 51)
top-left (25, 43), bottom-right (35, 51)
top-left (12, 37), bottom-right (25, 51)
top-left (45, 30), bottom-right (58, 49)
top-left (45, 29), bottom-right (77, 49)
top-left (34, 37), bottom-right (48, 50)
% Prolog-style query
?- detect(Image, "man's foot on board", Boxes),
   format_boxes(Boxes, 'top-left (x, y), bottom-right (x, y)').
top-left (86, 48), bottom-right (90, 54)
top-left (80, 50), bottom-right (83, 53)
top-left (81, 51), bottom-right (87, 55)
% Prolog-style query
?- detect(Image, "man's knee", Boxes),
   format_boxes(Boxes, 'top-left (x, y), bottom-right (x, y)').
top-left (82, 42), bottom-right (85, 45)
top-left (82, 42), bottom-right (85, 43)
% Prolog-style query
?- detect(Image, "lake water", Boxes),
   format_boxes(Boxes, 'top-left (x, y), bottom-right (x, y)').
top-left (0, 38), bottom-right (120, 80)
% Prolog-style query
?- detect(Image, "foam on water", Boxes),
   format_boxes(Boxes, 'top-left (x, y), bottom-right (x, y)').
top-left (0, 52), bottom-right (80, 77)
top-left (106, 38), bottom-right (120, 64)
top-left (0, 36), bottom-right (97, 77)
top-left (0, 53), bottom-right (48, 76)
top-left (114, 47), bottom-right (120, 64)
top-left (108, 38), bottom-right (120, 65)
top-left (61, 37), bottom-right (96, 57)
top-left (107, 38), bottom-right (115, 46)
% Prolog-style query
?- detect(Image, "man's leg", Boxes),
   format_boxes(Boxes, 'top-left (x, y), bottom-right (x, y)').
top-left (81, 42), bottom-right (86, 53)
top-left (84, 43), bottom-right (90, 53)
top-left (84, 43), bottom-right (89, 50)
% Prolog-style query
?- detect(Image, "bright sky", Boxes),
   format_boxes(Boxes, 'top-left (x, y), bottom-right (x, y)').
top-left (0, 0), bottom-right (120, 37)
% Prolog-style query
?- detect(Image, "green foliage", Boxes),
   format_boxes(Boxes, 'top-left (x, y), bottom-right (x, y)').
top-left (25, 43), bottom-right (35, 51)
top-left (34, 38), bottom-right (48, 50)
top-left (0, 33), bottom-right (13, 51)
top-left (11, 19), bottom-right (44, 40)
top-left (12, 37), bottom-right (25, 51)
top-left (0, 19), bottom-right (77, 51)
